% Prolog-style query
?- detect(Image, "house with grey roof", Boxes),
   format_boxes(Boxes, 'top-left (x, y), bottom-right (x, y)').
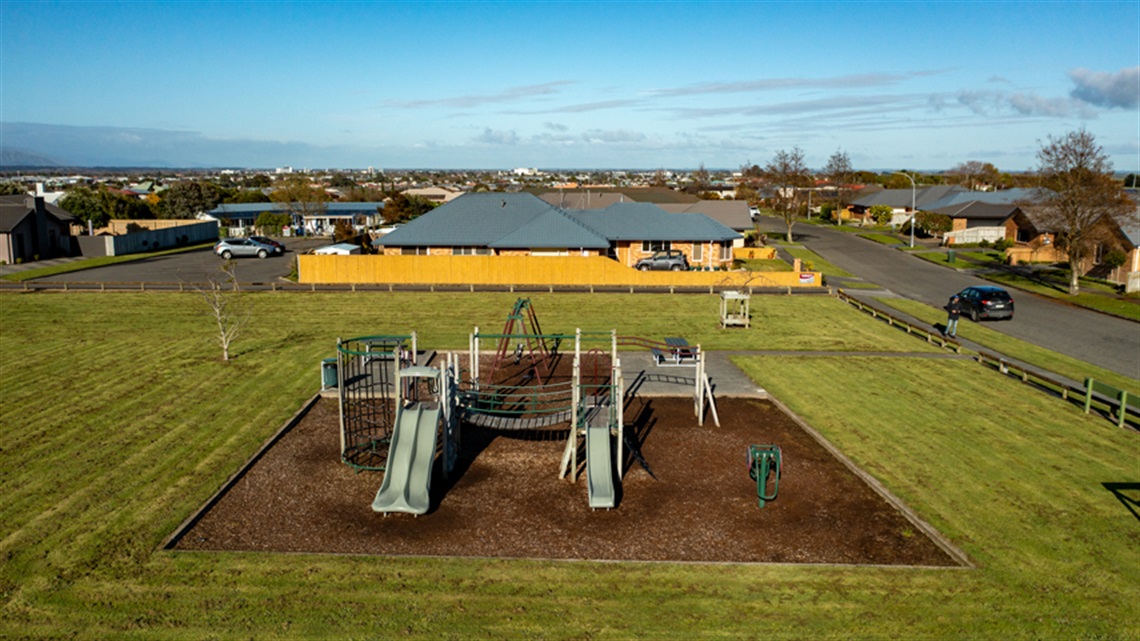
top-left (205, 202), bottom-right (384, 234)
top-left (848, 185), bottom-right (966, 226)
top-left (0, 195), bottom-right (76, 264)
top-left (377, 192), bottom-right (741, 269)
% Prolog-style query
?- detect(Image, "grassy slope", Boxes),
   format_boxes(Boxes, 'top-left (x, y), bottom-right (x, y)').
top-left (1, 292), bottom-right (1137, 639)
top-left (876, 296), bottom-right (1139, 392)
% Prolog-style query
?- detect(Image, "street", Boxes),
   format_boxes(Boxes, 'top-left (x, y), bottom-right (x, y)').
top-left (756, 216), bottom-right (1139, 379)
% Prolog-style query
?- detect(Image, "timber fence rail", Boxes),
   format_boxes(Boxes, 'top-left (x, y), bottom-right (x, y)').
top-left (835, 289), bottom-right (963, 353)
top-left (0, 279), bottom-right (833, 295)
top-left (974, 350), bottom-right (1080, 401)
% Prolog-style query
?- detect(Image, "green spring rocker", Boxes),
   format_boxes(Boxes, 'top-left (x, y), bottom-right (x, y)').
top-left (748, 444), bottom-right (782, 508)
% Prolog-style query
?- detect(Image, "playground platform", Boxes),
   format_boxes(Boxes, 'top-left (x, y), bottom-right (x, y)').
top-left (619, 350), bottom-right (767, 399)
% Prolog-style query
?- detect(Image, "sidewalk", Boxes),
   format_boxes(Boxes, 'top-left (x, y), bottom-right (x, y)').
top-left (0, 256), bottom-right (88, 277)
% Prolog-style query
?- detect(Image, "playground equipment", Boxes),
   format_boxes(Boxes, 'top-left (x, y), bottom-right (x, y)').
top-left (372, 355), bottom-right (460, 515)
top-left (720, 290), bottom-right (751, 328)
top-left (748, 444), bottom-right (782, 508)
top-left (346, 298), bottom-right (725, 513)
top-left (336, 334), bottom-right (416, 471)
top-left (558, 331), bottom-right (623, 509)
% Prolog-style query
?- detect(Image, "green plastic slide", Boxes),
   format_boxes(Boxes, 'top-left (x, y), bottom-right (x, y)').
top-left (586, 424), bottom-right (616, 509)
top-left (371, 403), bottom-right (441, 515)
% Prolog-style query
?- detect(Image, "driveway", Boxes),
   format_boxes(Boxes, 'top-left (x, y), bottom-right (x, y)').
top-left (755, 217), bottom-right (1139, 380)
top-left (35, 237), bottom-right (330, 285)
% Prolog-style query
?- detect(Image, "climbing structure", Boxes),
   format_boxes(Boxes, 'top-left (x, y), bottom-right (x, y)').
top-left (336, 334), bottom-right (416, 471)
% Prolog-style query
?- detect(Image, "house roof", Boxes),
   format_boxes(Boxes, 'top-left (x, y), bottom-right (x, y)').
top-left (537, 192), bottom-right (629, 210)
top-left (850, 185), bottom-right (967, 209)
top-left (569, 203), bottom-right (740, 242)
top-left (920, 188), bottom-right (1043, 211)
top-left (207, 202), bottom-right (384, 219)
top-left (0, 195), bottom-right (77, 232)
top-left (379, 192), bottom-right (740, 249)
top-left (927, 201), bottom-right (1022, 221)
top-left (657, 201), bottom-right (752, 231)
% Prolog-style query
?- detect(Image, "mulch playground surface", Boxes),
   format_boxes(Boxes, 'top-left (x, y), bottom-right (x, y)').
top-left (175, 392), bottom-right (956, 565)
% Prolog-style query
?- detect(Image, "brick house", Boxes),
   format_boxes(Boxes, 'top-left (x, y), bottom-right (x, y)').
top-left (377, 193), bottom-right (740, 269)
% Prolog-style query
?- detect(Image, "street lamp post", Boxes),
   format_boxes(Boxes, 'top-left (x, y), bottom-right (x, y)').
top-left (894, 171), bottom-right (916, 248)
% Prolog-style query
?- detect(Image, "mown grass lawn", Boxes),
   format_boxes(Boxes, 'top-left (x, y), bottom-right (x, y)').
top-left (1, 291), bottom-right (1137, 639)
top-left (782, 246), bottom-right (855, 278)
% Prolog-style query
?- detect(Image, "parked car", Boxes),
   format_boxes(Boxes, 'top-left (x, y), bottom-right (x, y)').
top-left (956, 285), bottom-right (1014, 321)
top-left (249, 236), bottom-right (286, 252)
top-left (214, 237), bottom-right (282, 259)
top-left (635, 249), bottom-right (689, 271)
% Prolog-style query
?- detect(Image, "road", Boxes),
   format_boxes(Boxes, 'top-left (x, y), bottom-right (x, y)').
top-left (756, 217), bottom-right (1139, 379)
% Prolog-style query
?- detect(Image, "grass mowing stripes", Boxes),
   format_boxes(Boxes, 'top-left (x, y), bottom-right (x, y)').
top-left (2, 291), bottom-right (1137, 639)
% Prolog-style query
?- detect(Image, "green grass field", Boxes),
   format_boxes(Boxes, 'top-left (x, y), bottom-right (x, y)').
top-left (2, 291), bottom-right (1137, 639)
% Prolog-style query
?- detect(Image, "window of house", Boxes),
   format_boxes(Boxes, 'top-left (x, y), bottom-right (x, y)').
top-left (641, 240), bottom-right (671, 253)
top-left (454, 246), bottom-right (491, 255)
top-left (1016, 229), bottom-right (1033, 243)
top-left (720, 241), bottom-right (732, 261)
top-left (692, 243), bottom-right (703, 262)
top-left (401, 247), bottom-right (428, 255)
top-left (531, 248), bottom-right (570, 256)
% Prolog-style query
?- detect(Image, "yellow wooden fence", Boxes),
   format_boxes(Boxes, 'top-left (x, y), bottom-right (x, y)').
top-left (299, 254), bottom-right (822, 288)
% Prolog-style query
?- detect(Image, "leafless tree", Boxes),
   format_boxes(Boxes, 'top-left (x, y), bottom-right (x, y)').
top-left (764, 147), bottom-right (812, 242)
top-left (1032, 129), bottom-right (1131, 295)
top-left (822, 149), bottom-right (854, 220)
top-left (946, 160), bottom-right (1001, 191)
top-left (196, 260), bottom-right (248, 361)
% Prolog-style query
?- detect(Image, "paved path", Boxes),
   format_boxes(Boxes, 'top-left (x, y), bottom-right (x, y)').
top-left (754, 217), bottom-right (1139, 380)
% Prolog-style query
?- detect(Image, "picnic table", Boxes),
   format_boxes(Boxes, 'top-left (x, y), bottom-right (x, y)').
top-left (652, 337), bottom-right (696, 366)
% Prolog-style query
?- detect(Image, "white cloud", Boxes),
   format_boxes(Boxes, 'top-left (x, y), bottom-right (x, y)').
top-left (474, 128), bottom-right (518, 145)
top-left (580, 129), bottom-right (646, 144)
top-left (385, 81), bottom-right (575, 109)
top-left (1069, 67), bottom-right (1139, 109)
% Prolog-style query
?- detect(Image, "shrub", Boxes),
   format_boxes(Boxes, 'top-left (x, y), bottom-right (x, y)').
top-left (1103, 249), bottom-right (1127, 269)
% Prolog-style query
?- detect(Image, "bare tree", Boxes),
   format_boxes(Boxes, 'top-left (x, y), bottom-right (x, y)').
top-left (947, 161), bottom-right (1001, 191)
top-left (196, 261), bottom-right (248, 361)
top-left (764, 147), bottom-right (812, 242)
top-left (1033, 129), bottom-right (1131, 295)
top-left (270, 175), bottom-right (329, 232)
top-left (822, 149), bottom-right (854, 221)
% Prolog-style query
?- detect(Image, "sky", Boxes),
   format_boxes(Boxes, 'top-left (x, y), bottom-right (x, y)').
top-left (1, 1), bottom-right (1138, 172)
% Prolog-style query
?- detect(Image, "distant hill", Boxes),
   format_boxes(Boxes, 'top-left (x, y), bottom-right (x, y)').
top-left (0, 148), bottom-right (61, 168)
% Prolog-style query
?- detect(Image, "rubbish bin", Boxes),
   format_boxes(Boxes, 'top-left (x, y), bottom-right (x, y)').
top-left (947, 250), bottom-right (956, 264)
top-left (321, 357), bottom-right (338, 389)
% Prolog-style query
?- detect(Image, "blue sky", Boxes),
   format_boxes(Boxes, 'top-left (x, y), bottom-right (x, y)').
top-left (2, 1), bottom-right (1137, 171)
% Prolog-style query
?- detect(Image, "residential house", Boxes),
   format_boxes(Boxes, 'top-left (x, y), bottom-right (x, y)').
top-left (848, 185), bottom-right (965, 226)
top-left (539, 191), bottom-right (752, 240)
top-left (205, 202), bottom-right (385, 234)
top-left (0, 195), bottom-right (76, 264)
top-left (377, 192), bottom-right (741, 269)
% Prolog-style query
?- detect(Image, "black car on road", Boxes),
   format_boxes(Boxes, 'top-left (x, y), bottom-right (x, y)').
top-left (956, 285), bottom-right (1014, 321)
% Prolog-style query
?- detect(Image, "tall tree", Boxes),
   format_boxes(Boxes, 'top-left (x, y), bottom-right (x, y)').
top-left (822, 149), bottom-right (854, 220)
top-left (764, 147), bottom-right (811, 242)
top-left (59, 186), bottom-right (110, 228)
top-left (158, 180), bottom-right (222, 219)
top-left (270, 176), bottom-right (329, 226)
top-left (946, 161), bottom-right (1001, 190)
top-left (1033, 129), bottom-right (1130, 295)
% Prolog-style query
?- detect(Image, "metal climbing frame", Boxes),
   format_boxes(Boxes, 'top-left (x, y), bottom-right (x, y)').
top-left (336, 333), bottom-right (416, 471)
top-left (484, 298), bottom-right (558, 386)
